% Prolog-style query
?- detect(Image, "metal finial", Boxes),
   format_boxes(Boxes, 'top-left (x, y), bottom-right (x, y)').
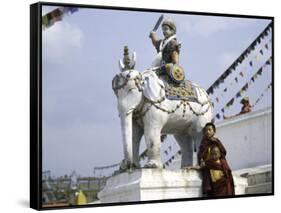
top-left (123, 46), bottom-right (131, 69)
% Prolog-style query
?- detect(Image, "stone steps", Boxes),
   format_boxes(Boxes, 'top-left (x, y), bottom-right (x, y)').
top-left (246, 182), bottom-right (272, 194)
top-left (235, 164), bottom-right (272, 194)
top-left (247, 170), bottom-right (271, 186)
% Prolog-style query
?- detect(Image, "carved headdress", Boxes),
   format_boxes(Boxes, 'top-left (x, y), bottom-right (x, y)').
top-left (162, 18), bottom-right (177, 33)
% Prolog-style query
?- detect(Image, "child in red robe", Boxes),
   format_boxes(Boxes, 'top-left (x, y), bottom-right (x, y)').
top-left (197, 122), bottom-right (234, 197)
top-left (205, 146), bottom-right (235, 196)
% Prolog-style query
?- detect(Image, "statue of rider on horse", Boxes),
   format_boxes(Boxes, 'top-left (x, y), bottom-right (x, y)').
top-left (149, 15), bottom-right (185, 85)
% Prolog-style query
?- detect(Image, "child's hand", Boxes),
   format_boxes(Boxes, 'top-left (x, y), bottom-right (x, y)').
top-left (183, 165), bottom-right (201, 170)
top-left (149, 31), bottom-right (156, 38)
top-left (200, 159), bottom-right (205, 167)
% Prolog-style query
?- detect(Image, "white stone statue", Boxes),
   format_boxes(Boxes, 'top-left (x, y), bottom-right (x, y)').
top-left (112, 48), bottom-right (212, 170)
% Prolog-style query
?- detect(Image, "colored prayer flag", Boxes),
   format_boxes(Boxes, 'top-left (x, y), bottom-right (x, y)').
top-left (226, 98), bottom-right (234, 107)
top-left (251, 76), bottom-right (255, 82)
top-left (269, 58), bottom-right (272, 64)
top-left (236, 92), bottom-right (241, 98)
top-left (42, 15), bottom-right (49, 26)
top-left (239, 72), bottom-right (244, 77)
top-left (257, 68), bottom-right (263, 75)
top-left (69, 7), bottom-right (79, 14)
top-left (51, 8), bottom-right (62, 22)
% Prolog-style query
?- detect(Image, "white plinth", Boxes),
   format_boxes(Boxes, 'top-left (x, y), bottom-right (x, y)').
top-left (98, 169), bottom-right (202, 203)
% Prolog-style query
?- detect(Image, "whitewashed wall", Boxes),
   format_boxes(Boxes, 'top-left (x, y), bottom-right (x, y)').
top-left (168, 107), bottom-right (272, 170)
top-left (215, 107), bottom-right (272, 170)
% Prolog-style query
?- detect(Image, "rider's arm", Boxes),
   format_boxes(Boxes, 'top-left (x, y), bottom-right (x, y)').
top-left (149, 31), bottom-right (158, 47)
top-left (171, 51), bottom-right (179, 64)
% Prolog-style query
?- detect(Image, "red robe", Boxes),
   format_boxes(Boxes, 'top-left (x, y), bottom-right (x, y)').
top-left (197, 137), bottom-right (227, 195)
top-left (197, 137), bottom-right (227, 162)
top-left (240, 105), bottom-right (252, 114)
top-left (205, 159), bottom-right (235, 197)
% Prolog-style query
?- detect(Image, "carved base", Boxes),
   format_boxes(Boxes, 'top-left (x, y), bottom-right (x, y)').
top-left (97, 169), bottom-right (202, 203)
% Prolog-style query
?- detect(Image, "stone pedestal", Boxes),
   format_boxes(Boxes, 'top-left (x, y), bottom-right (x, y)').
top-left (233, 175), bottom-right (248, 195)
top-left (97, 169), bottom-right (202, 203)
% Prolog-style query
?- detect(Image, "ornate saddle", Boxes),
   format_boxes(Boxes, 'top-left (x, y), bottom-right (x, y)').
top-left (153, 63), bottom-right (199, 103)
top-left (163, 79), bottom-right (198, 102)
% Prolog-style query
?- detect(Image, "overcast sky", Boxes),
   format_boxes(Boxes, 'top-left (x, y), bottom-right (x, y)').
top-left (42, 5), bottom-right (272, 177)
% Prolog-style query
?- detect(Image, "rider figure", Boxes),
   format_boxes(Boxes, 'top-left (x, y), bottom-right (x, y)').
top-left (149, 18), bottom-right (181, 75)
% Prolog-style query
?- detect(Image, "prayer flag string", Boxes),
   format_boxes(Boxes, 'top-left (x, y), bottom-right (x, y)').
top-left (214, 56), bottom-right (272, 120)
top-left (207, 22), bottom-right (272, 95)
top-left (211, 46), bottom-right (271, 108)
top-left (42, 7), bottom-right (79, 30)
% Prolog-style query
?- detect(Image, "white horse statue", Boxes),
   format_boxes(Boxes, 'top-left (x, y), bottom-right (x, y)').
top-left (112, 52), bottom-right (212, 170)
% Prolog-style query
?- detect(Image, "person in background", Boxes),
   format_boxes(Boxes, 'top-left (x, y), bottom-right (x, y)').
top-left (223, 97), bottom-right (252, 119)
top-left (239, 97), bottom-right (252, 114)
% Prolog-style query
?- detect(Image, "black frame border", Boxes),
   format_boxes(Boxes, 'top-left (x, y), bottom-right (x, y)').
top-left (30, 2), bottom-right (43, 210)
top-left (30, 1), bottom-right (274, 210)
